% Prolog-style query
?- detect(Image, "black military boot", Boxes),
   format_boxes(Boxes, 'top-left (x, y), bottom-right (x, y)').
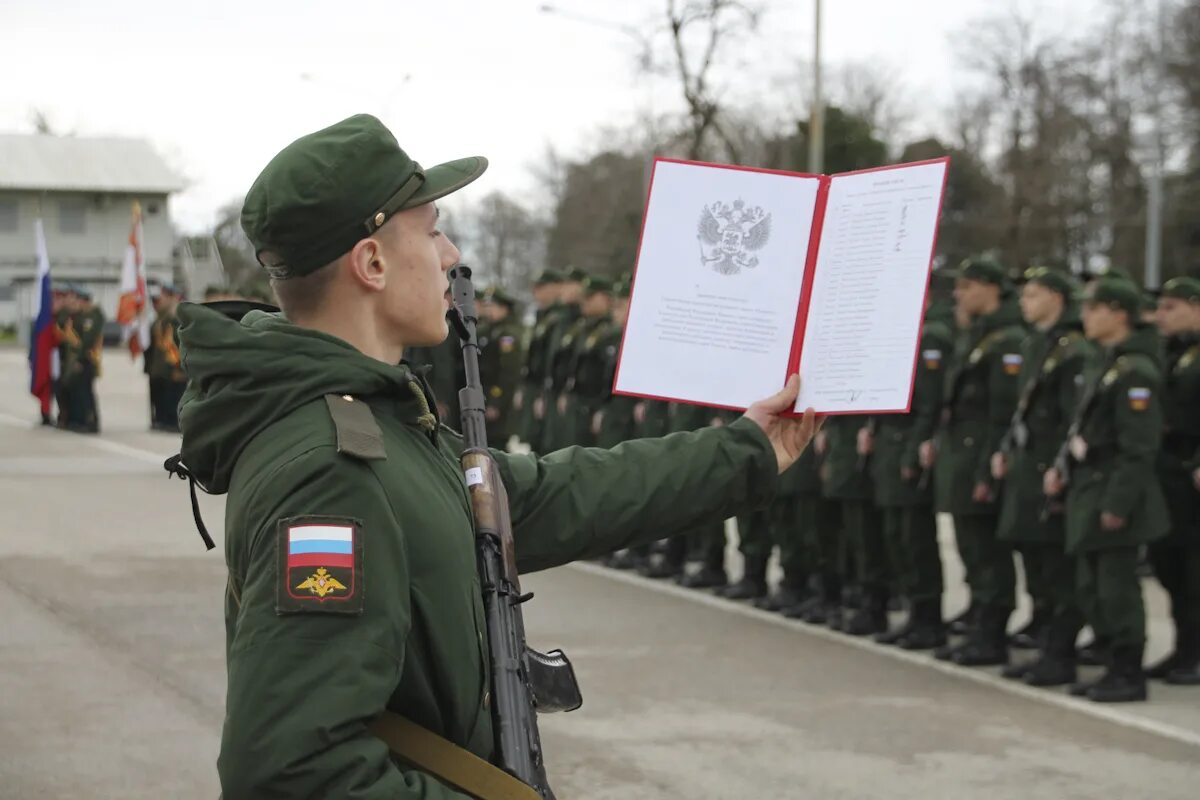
top-left (1009, 604), bottom-right (1050, 650)
top-left (1087, 645), bottom-right (1148, 703)
top-left (1165, 633), bottom-right (1200, 686)
top-left (1076, 635), bottom-right (1110, 666)
top-left (952, 606), bottom-right (1010, 667)
top-left (894, 600), bottom-right (947, 650)
top-left (875, 616), bottom-right (915, 645)
top-left (825, 605), bottom-right (845, 631)
top-left (843, 590), bottom-right (889, 637)
top-left (717, 556), bottom-right (768, 600)
top-left (607, 549), bottom-right (647, 571)
top-left (948, 602), bottom-right (976, 635)
top-left (1001, 659), bottom-right (1033, 680)
top-left (754, 581), bottom-right (807, 612)
top-left (782, 595), bottom-right (823, 620)
top-left (678, 564), bottom-right (728, 589)
top-left (1023, 655), bottom-right (1078, 687)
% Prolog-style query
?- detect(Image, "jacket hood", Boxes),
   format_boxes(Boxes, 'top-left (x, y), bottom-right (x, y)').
top-left (176, 302), bottom-right (434, 494)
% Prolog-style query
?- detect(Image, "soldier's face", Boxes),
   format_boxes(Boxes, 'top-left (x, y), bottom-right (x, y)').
top-left (378, 203), bottom-right (460, 347)
top-left (1157, 297), bottom-right (1200, 336)
top-left (532, 284), bottom-right (557, 308)
top-left (1019, 282), bottom-right (1061, 326)
top-left (561, 282), bottom-right (584, 305)
top-left (613, 297), bottom-right (630, 326)
top-left (582, 292), bottom-right (611, 317)
top-left (954, 278), bottom-right (989, 315)
top-left (1082, 302), bottom-right (1121, 341)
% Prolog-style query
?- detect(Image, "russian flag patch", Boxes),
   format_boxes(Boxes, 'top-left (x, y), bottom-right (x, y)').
top-left (1128, 387), bottom-right (1151, 412)
top-left (276, 517), bottom-right (363, 615)
top-left (1002, 353), bottom-right (1023, 375)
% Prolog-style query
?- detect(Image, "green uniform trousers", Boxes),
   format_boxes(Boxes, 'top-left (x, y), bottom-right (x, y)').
top-left (953, 514), bottom-right (1015, 611)
top-left (845, 500), bottom-right (887, 598)
top-left (1076, 546), bottom-right (1145, 650)
top-left (1148, 541), bottom-right (1200, 654)
top-left (738, 495), bottom-right (808, 588)
top-left (1019, 540), bottom-right (1076, 620)
top-left (881, 505), bottom-right (943, 605)
top-left (802, 496), bottom-right (843, 603)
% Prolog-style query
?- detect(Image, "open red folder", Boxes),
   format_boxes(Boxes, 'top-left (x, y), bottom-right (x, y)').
top-left (613, 156), bottom-right (950, 416)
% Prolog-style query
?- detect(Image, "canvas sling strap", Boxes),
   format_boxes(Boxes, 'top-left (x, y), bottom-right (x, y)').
top-left (224, 578), bottom-right (539, 800)
top-left (368, 712), bottom-right (542, 800)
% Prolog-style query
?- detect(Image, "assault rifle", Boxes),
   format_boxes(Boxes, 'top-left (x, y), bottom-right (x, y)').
top-left (448, 265), bottom-right (582, 800)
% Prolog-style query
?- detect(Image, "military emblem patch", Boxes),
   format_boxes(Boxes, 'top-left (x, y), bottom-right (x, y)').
top-left (922, 349), bottom-right (942, 370)
top-left (276, 516), bottom-right (364, 615)
top-left (968, 348), bottom-right (983, 365)
top-left (1127, 387), bottom-right (1150, 412)
top-left (499, 335), bottom-right (516, 353)
top-left (1002, 353), bottom-right (1023, 375)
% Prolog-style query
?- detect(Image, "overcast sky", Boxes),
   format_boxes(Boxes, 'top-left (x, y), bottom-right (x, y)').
top-left (0, 0), bottom-right (1102, 233)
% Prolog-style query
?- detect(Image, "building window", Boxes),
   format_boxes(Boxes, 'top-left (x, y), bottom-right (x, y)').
top-left (59, 199), bottom-right (86, 234)
top-left (0, 198), bottom-right (17, 232)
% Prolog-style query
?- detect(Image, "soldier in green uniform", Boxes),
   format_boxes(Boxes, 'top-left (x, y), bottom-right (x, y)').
top-left (1146, 276), bottom-right (1200, 685)
top-left (170, 113), bottom-right (820, 798)
top-left (782, 448), bottom-right (841, 622)
top-left (592, 280), bottom-right (636, 450)
top-left (513, 270), bottom-right (562, 450)
top-left (53, 286), bottom-right (81, 428)
top-left (537, 270), bottom-right (585, 451)
top-left (1044, 278), bottom-right (1169, 702)
top-left (149, 285), bottom-right (188, 432)
top-left (868, 296), bottom-right (954, 649)
top-left (477, 287), bottom-right (523, 449)
top-left (990, 268), bottom-right (1092, 684)
top-left (730, 462), bottom-right (810, 610)
top-left (554, 277), bottom-right (614, 448)
top-left (819, 416), bottom-right (888, 635)
top-left (931, 258), bottom-right (1025, 665)
top-left (64, 288), bottom-right (105, 433)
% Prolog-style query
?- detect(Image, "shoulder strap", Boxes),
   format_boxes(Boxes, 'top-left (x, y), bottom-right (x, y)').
top-left (324, 394), bottom-right (388, 461)
top-left (369, 712), bottom-right (541, 800)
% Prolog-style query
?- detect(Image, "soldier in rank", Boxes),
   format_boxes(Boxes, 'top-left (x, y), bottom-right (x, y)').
top-left (991, 268), bottom-right (1092, 685)
top-left (1147, 276), bottom-right (1200, 686)
top-left (477, 286), bottom-right (523, 449)
top-left (1044, 278), bottom-right (1169, 702)
top-left (931, 257), bottom-right (1025, 666)
top-left (513, 270), bottom-right (563, 450)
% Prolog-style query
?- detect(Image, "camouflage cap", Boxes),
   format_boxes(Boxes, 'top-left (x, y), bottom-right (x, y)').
top-left (1022, 266), bottom-right (1076, 298)
top-left (954, 256), bottom-right (1008, 287)
top-left (533, 269), bottom-right (564, 286)
top-left (241, 114), bottom-right (487, 279)
top-left (1161, 276), bottom-right (1200, 303)
top-left (1085, 277), bottom-right (1142, 317)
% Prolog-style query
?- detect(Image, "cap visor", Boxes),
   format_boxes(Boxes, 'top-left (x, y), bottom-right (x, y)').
top-left (404, 156), bottom-right (488, 208)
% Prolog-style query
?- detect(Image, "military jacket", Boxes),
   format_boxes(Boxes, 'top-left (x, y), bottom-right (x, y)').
top-left (477, 315), bottom-right (523, 444)
top-left (542, 304), bottom-right (582, 392)
top-left (519, 305), bottom-right (560, 387)
top-left (1157, 332), bottom-right (1200, 539)
top-left (873, 315), bottom-right (953, 507)
top-left (594, 324), bottom-right (637, 448)
top-left (176, 304), bottom-right (780, 800)
top-left (565, 316), bottom-right (614, 402)
top-left (149, 311), bottom-right (184, 382)
top-left (934, 301), bottom-right (1025, 515)
top-left (997, 317), bottom-right (1091, 542)
top-left (820, 415), bottom-right (873, 501)
top-left (1064, 326), bottom-right (1169, 554)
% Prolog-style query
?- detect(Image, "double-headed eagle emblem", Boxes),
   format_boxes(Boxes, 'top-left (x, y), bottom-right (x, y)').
top-left (697, 199), bottom-right (772, 275)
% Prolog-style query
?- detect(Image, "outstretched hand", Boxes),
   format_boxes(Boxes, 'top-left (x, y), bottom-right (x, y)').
top-left (743, 375), bottom-right (823, 474)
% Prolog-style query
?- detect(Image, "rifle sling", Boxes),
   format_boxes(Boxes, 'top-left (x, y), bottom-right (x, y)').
top-left (369, 712), bottom-right (542, 800)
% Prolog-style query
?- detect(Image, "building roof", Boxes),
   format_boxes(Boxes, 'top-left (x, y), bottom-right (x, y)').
top-left (0, 133), bottom-right (185, 194)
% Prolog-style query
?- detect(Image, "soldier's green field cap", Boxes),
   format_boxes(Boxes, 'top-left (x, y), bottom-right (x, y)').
top-left (954, 256), bottom-right (1008, 286)
top-left (1023, 266), bottom-right (1076, 297)
top-left (1085, 277), bottom-right (1142, 316)
top-left (566, 267), bottom-right (588, 283)
top-left (533, 269), bottom-right (564, 286)
top-left (241, 114), bottom-right (487, 279)
top-left (583, 276), bottom-right (612, 295)
top-left (1161, 276), bottom-right (1200, 302)
top-left (483, 286), bottom-right (516, 308)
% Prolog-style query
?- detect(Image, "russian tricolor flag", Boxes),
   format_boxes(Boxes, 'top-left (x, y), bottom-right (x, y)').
top-left (287, 524), bottom-right (355, 569)
top-left (29, 218), bottom-right (55, 408)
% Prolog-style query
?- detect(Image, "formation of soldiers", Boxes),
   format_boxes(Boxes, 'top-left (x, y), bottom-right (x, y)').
top-left (425, 261), bottom-right (1200, 706)
top-left (39, 282), bottom-right (191, 434)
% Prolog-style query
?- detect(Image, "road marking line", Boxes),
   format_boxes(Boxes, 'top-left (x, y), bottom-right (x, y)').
top-left (0, 412), bottom-right (170, 466)
top-left (568, 560), bottom-right (1200, 750)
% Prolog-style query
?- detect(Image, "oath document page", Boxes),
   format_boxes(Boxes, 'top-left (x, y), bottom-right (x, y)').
top-left (615, 159), bottom-right (820, 409)
top-left (794, 159), bottom-right (949, 414)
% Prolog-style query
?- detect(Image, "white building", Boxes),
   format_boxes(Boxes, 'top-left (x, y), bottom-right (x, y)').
top-left (0, 133), bottom-right (186, 343)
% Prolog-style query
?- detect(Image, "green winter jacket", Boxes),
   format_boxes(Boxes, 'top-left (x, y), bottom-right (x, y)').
top-left (1064, 325), bottom-right (1169, 554)
top-left (175, 302), bottom-right (780, 800)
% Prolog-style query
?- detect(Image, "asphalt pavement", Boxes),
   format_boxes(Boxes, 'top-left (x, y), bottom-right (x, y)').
top-left (0, 347), bottom-right (1197, 799)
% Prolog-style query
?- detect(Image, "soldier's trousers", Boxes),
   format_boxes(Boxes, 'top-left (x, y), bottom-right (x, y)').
top-left (844, 500), bottom-right (887, 602)
top-left (802, 496), bottom-right (842, 604)
top-left (953, 514), bottom-right (1015, 612)
top-left (154, 378), bottom-right (185, 431)
top-left (739, 495), bottom-right (807, 588)
top-left (1077, 546), bottom-right (1145, 650)
top-left (881, 504), bottom-right (943, 606)
top-left (1018, 540), bottom-right (1075, 618)
top-left (1148, 541), bottom-right (1200, 657)
top-left (661, 520), bottom-right (725, 572)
